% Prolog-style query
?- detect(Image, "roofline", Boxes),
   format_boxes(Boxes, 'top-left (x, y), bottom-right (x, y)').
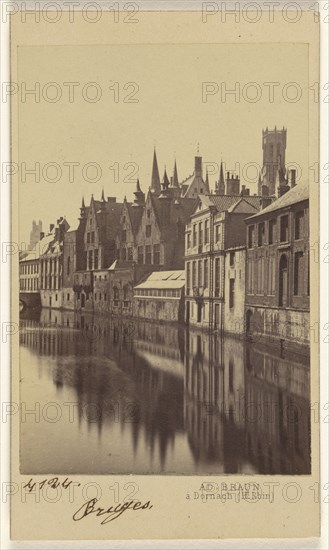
top-left (245, 196), bottom-right (308, 221)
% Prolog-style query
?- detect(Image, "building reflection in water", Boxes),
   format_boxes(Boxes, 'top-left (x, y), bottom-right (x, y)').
top-left (19, 308), bottom-right (310, 474)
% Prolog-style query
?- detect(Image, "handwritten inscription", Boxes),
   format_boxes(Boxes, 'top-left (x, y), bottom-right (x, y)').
top-left (73, 497), bottom-right (153, 525)
top-left (23, 477), bottom-right (79, 492)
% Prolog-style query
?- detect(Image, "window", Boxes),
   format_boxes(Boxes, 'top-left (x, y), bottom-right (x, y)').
top-left (192, 261), bottom-right (196, 287)
top-left (198, 222), bottom-right (203, 247)
top-left (215, 258), bottom-right (220, 296)
top-left (187, 233), bottom-right (191, 249)
top-left (198, 260), bottom-right (202, 286)
top-left (122, 248), bottom-right (127, 261)
top-left (294, 251), bottom-right (303, 295)
top-left (122, 229), bottom-right (126, 242)
top-left (138, 246), bottom-right (144, 264)
top-left (67, 257), bottom-right (71, 276)
top-left (193, 225), bottom-right (197, 247)
top-left (229, 360), bottom-right (234, 393)
top-left (88, 250), bottom-right (93, 270)
top-left (94, 293), bottom-right (97, 301)
top-left (280, 215), bottom-right (289, 242)
top-left (128, 247), bottom-right (133, 261)
top-left (123, 285), bottom-right (129, 307)
top-left (145, 245), bottom-right (152, 264)
top-left (204, 259), bottom-right (208, 288)
top-left (215, 225), bottom-right (221, 242)
top-left (153, 244), bottom-right (160, 265)
top-left (258, 222), bottom-right (265, 246)
top-left (229, 279), bottom-right (235, 308)
top-left (248, 225), bottom-right (255, 248)
top-left (269, 219), bottom-right (276, 244)
top-left (295, 211), bottom-right (304, 240)
top-left (55, 294), bottom-right (58, 301)
top-left (229, 252), bottom-right (235, 266)
top-left (67, 293), bottom-right (70, 301)
top-left (94, 249), bottom-right (99, 269)
top-left (268, 253), bottom-right (275, 295)
top-left (257, 258), bottom-right (264, 294)
top-left (91, 231), bottom-right (95, 243)
top-left (113, 286), bottom-right (119, 306)
top-left (186, 262), bottom-right (191, 294)
top-left (204, 220), bottom-right (209, 244)
top-left (147, 209), bottom-right (151, 219)
top-left (146, 225), bottom-right (151, 238)
top-left (122, 215), bottom-right (126, 223)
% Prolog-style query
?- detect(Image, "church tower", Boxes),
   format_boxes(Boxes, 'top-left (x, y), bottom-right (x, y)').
top-left (261, 126), bottom-right (287, 195)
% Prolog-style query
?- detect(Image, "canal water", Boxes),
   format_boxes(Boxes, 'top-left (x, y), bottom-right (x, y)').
top-left (19, 308), bottom-right (311, 475)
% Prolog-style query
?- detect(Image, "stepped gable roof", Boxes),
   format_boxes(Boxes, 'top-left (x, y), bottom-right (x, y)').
top-left (247, 181), bottom-right (308, 220)
top-left (128, 203), bottom-right (144, 234)
top-left (95, 200), bottom-right (124, 240)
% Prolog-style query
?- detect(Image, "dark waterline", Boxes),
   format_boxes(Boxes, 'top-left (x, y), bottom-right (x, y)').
top-left (19, 308), bottom-right (311, 475)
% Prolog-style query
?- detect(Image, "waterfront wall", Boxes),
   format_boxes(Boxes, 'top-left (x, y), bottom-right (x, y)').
top-left (245, 305), bottom-right (310, 348)
top-left (134, 297), bottom-right (184, 323)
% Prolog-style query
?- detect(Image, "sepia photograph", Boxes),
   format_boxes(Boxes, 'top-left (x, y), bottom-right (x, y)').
top-left (17, 41), bottom-right (311, 476)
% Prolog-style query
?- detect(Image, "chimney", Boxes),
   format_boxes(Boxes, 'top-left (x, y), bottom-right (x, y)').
top-left (194, 156), bottom-right (202, 178)
top-left (261, 197), bottom-right (272, 209)
top-left (107, 197), bottom-right (116, 203)
top-left (278, 184), bottom-right (290, 198)
top-left (261, 184), bottom-right (269, 197)
top-left (290, 169), bottom-right (296, 187)
top-left (226, 173), bottom-right (240, 195)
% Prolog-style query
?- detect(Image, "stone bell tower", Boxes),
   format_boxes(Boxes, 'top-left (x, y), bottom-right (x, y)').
top-left (261, 126), bottom-right (287, 195)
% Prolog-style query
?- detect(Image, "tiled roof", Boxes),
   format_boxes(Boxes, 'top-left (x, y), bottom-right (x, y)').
top-left (247, 181), bottom-right (309, 219)
top-left (193, 194), bottom-right (275, 216)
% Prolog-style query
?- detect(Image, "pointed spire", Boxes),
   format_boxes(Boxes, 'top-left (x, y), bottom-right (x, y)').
top-left (81, 196), bottom-right (85, 208)
top-left (101, 187), bottom-right (105, 202)
top-left (173, 160), bottom-right (179, 187)
top-left (162, 168), bottom-right (170, 188)
top-left (219, 161), bottom-right (225, 185)
top-left (205, 168), bottom-right (210, 193)
top-left (150, 147), bottom-right (161, 194)
top-left (133, 178), bottom-right (145, 206)
top-left (205, 168), bottom-right (209, 186)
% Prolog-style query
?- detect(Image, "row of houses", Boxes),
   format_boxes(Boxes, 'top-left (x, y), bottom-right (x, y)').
top-left (19, 127), bottom-right (310, 349)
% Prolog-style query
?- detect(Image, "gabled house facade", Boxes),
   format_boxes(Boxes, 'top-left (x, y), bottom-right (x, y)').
top-left (185, 194), bottom-right (273, 332)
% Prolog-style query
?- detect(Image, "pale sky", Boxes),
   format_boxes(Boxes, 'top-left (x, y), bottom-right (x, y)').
top-left (17, 42), bottom-right (309, 244)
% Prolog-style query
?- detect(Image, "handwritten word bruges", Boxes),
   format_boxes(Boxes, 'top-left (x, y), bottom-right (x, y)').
top-left (73, 497), bottom-right (153, 525)
top-left (23, 477), bottom-right (78, 492)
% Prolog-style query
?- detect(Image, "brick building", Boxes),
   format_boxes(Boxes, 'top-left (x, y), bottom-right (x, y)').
top-left (245, 180), bottom-right (309, 348)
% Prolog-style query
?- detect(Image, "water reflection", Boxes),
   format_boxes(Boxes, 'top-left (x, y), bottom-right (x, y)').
top-left (20, 308), bottom-right (310, 474)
